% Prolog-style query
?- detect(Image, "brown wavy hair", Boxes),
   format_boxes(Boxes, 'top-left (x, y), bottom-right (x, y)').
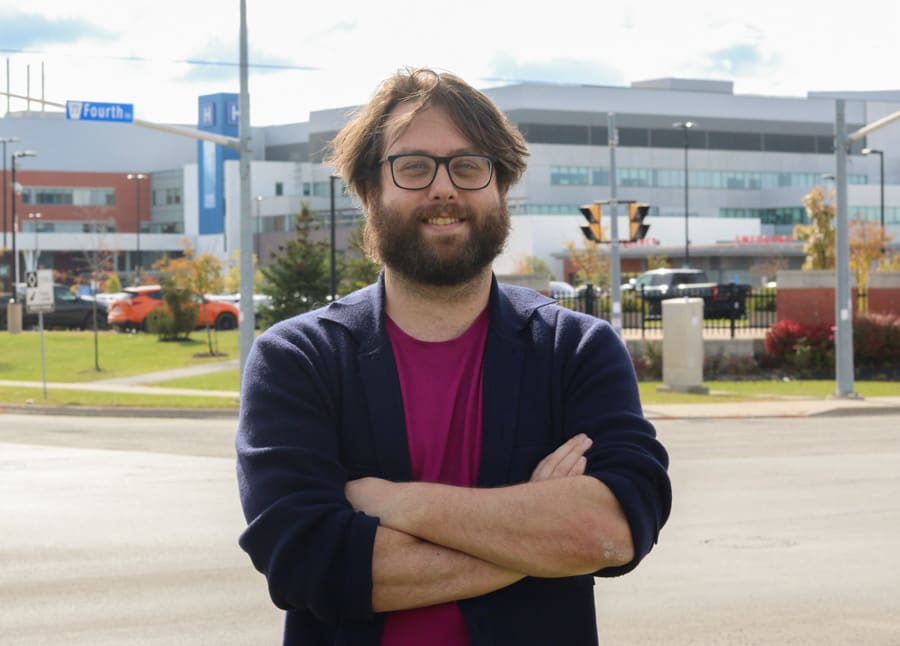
top-left (326, 67), bottom-right (529, 205)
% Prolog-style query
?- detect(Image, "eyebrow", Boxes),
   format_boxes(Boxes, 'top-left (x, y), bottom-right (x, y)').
top-left (385, 147), bottom-right (482, 157)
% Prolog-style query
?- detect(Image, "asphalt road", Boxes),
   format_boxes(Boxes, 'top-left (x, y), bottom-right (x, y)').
top-left (2, 413), bottom-right (899, 645)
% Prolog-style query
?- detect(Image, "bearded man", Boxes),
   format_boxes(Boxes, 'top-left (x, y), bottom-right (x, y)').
top-left (236, 67), bottom-right (671, 646)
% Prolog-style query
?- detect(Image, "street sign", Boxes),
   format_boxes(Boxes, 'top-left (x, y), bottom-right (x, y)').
top-left (26, 269), bottom-right (55, 314)
top-left (66, 100), bottom-right (134, 123)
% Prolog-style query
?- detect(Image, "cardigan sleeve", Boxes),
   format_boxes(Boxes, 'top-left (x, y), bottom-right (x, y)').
top-left (556, 313), bottom-right (672, 577)
top-left (235, 321), bottom-right (379, 625)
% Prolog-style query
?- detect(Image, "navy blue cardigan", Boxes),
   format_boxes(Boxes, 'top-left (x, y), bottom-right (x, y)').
top-left (236, 277), bottom-right (671, 645)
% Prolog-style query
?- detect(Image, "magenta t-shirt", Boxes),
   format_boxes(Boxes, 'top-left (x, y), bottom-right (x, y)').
top-left (380, 307), bottom-right (490, 646)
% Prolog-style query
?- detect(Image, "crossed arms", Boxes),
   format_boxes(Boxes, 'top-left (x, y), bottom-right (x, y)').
top-left (345, 434), bottom-right (634, 612)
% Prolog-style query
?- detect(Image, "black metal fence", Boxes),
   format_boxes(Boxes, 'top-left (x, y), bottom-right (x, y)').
top-left (553, 285), bottom-right (779, 338)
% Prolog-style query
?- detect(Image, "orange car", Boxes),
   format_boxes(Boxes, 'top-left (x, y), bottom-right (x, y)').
top-left (107, 285), bottom-right (240, 332)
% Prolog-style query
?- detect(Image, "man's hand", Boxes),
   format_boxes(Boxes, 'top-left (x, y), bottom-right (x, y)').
top-left (530, 433), bottom-right (592, 481)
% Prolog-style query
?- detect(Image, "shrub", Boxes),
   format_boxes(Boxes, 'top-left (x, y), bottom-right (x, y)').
top-left (853, 313), bottom-right (900, 368)
top-left (629, 340), bottom-right (662, 381)
top-left (147, 281), bottom-right (198, 341)
top-left (765, 319), bottom-right (834, 377)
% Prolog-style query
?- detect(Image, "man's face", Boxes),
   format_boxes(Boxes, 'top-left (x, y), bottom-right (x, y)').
top-left (367, 102), bottom-right (510, 287)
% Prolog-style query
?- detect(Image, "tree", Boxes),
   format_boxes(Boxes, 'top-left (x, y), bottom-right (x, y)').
top-left (794, 186), bottom-right (836, 270)
top-left (512, 255), bottom-right (554, 280)
top-left (564, 239), bottom-right (610, 289)
top-left (153, 240), bottom-right (225, 355)
top-left (146, 276), bottom-right (199, 341)
top-left (259, 204), bottom-right (331, 329)
top-left (338, 216), bottom-right (381, 295)
top-left (224, 248), bottom-right (264, 294)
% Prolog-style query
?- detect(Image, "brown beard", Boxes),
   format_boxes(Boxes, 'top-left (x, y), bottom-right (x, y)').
top-left (365, 200), bottom-right (511, 287)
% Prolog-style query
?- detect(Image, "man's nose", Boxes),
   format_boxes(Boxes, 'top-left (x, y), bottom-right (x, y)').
top-left (428, 161), bottom-right (457, 198)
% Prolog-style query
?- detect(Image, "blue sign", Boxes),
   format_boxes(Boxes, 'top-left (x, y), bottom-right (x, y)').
top-left (66, 100), bottom-right (134, 123)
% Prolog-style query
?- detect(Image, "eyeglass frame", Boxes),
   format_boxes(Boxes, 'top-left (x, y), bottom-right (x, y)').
top-left (381, 153), bottom-right (498, 191)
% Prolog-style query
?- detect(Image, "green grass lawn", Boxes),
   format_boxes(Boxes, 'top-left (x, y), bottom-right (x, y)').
top-left (0, 329), bottom-right (240, 382)
top-left (0, 330), bottom-right (895, 410)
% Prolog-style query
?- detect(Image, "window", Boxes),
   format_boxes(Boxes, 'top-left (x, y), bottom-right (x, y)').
top-left (275, 182), bottom-right (284, 196)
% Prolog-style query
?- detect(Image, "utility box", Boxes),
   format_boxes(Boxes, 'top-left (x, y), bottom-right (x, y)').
top-left (6, 301), bottom-right (23, 334)
top-left (658, 297), bottom-right (709, 394)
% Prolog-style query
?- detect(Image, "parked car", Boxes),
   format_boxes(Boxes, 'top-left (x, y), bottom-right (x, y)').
top-left (549, 280), bottom-right (576, 297)
top-left (107, 285), bottom-right (240, 332)
top-left (1, 284), bottom-right (109, 331)
top-left (626, 268), bottom-right (751, 319)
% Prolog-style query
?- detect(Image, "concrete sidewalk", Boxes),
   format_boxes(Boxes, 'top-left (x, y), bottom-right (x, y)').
top-left (2, 373), bottom-right (899, 419)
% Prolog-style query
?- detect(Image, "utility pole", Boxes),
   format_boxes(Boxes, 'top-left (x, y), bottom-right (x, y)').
top-left (607, 113), bottom-right (622, 336)
top-left (833, 100), bottom-right (855, 398)
top-left (238, 0), bottom-right (254, 378)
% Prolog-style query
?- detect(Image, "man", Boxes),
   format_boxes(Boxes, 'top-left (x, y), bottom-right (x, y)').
top-left (236, 67), bottom-right (671, 646)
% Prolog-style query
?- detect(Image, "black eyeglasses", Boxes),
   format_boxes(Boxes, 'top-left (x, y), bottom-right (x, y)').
top-left (382, 153), bottom-right (497, 190)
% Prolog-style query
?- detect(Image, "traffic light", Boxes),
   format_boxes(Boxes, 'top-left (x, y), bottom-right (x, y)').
top-left (628, 202), bottom-right (650, 241)
top-left (579, 203), bottom-right (604, 242)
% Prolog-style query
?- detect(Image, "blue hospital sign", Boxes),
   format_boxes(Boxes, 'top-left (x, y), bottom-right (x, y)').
top-left (197, 93), bottom-right (239, 235)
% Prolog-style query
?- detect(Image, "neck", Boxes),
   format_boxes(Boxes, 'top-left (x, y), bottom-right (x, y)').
top-left (383, 267), bottom-right (492, 341)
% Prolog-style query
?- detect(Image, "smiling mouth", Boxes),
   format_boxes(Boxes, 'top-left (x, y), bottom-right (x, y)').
top-left (425, 216), bottom-right (463, 225)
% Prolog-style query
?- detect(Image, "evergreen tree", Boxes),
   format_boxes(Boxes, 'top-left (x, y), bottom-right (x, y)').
top-left (338, 216), bottom-right (382, 295)
top-left (259, 205), bottom-right (331, 329)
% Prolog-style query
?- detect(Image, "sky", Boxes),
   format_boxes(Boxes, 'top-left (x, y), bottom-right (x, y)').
top-left (2, 0), bottom-right (899, 127)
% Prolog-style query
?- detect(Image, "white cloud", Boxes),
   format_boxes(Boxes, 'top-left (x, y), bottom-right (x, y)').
top-left (2, 0), bottom-right (899, 126)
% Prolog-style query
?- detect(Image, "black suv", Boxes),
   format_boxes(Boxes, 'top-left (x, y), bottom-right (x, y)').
top-left (1, 284), bottom-right (109, 331)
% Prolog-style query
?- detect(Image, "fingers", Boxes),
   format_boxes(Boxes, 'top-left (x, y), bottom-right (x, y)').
top-left (530, 434), bottom-right (592, 482)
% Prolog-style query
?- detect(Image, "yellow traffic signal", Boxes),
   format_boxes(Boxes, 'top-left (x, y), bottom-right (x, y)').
top-left (628, 202), bottom-right (650, 241)
top-left (579, 203), bottom-right (604, 242)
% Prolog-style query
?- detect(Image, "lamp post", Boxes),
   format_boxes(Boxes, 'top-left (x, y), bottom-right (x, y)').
top-left (11, 150), bottom-right (37, 293)
top-left (126, 173), bottom-right (147, 285)
top-left (2, 136), bottom-right (20, 252)
top-left (673, 121), bottom-right (696, 267)
top-left (255, 195), bottom-right (263, 262)
top-left (861, 148), bottom-right (885, 255)
top-left (329, 175), bottom-right (338, 301)
top-left (28, 212), bottom-right (42, 269)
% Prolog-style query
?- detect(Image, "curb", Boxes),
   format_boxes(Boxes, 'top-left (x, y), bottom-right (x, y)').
top-left (0, 403), bottom-right (238, 419)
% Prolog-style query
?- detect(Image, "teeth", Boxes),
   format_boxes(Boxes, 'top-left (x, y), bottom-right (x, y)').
top-left (426, 217), bottom-right (461, 225)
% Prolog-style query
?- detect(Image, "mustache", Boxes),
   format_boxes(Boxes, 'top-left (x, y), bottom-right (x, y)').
top-left (413, 203), bottom-right (468, 220)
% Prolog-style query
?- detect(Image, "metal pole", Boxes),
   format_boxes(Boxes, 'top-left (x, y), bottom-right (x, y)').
top-left (1, 141), bottom-right (6, 251)
top-left (673, 121), bottom-right (695, 267)
top-left (879, 150), bottom-right (885, 256)
top-left (135, 177), bottom-right (141, 284)
top-left (238, 0), bottom-right (255, 377)
top-left (833, 100), bottom-right (856, 398)
top-left (683, 130), bottom-right (690, 267)
top-left (329, 175), bottom-right (337, 301)
top-left (255, 196), bottom-right (262, 261)
top-left (607, 113), bottom-right (622, 336)
top-left (11, 154), bottom-right (18, 290)
top-left (1, 137), bottom-right (20, 251)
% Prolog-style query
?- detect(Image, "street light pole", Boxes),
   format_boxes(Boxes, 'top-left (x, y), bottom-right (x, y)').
top-left (28, 212), bottom-right (42, 269)
top-left (1, 136), bottom-right (20, 252)
top-left (862, 148), bottom-right (885, 255)
top-left (329, 175), bottom-right (337, 301)
top-left (126, 173), bottom-right (147, 285)
top-left (255, 195), bottom-right (263, 262)
top-left (11, 150), bottom-right (37, 293)
top-left (673, 121), bottom-right (696, 267)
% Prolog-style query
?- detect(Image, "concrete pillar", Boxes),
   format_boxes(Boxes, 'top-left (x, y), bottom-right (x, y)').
top-left (5, 301), bottom-right (23, 334)
top-left (658, 297), bottom-right (709, 394)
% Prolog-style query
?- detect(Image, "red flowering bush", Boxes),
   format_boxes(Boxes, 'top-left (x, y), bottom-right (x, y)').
top-left (765, 320), bottom-right (835, 376)
top-left (853, 313), bottom-right (900, 368)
